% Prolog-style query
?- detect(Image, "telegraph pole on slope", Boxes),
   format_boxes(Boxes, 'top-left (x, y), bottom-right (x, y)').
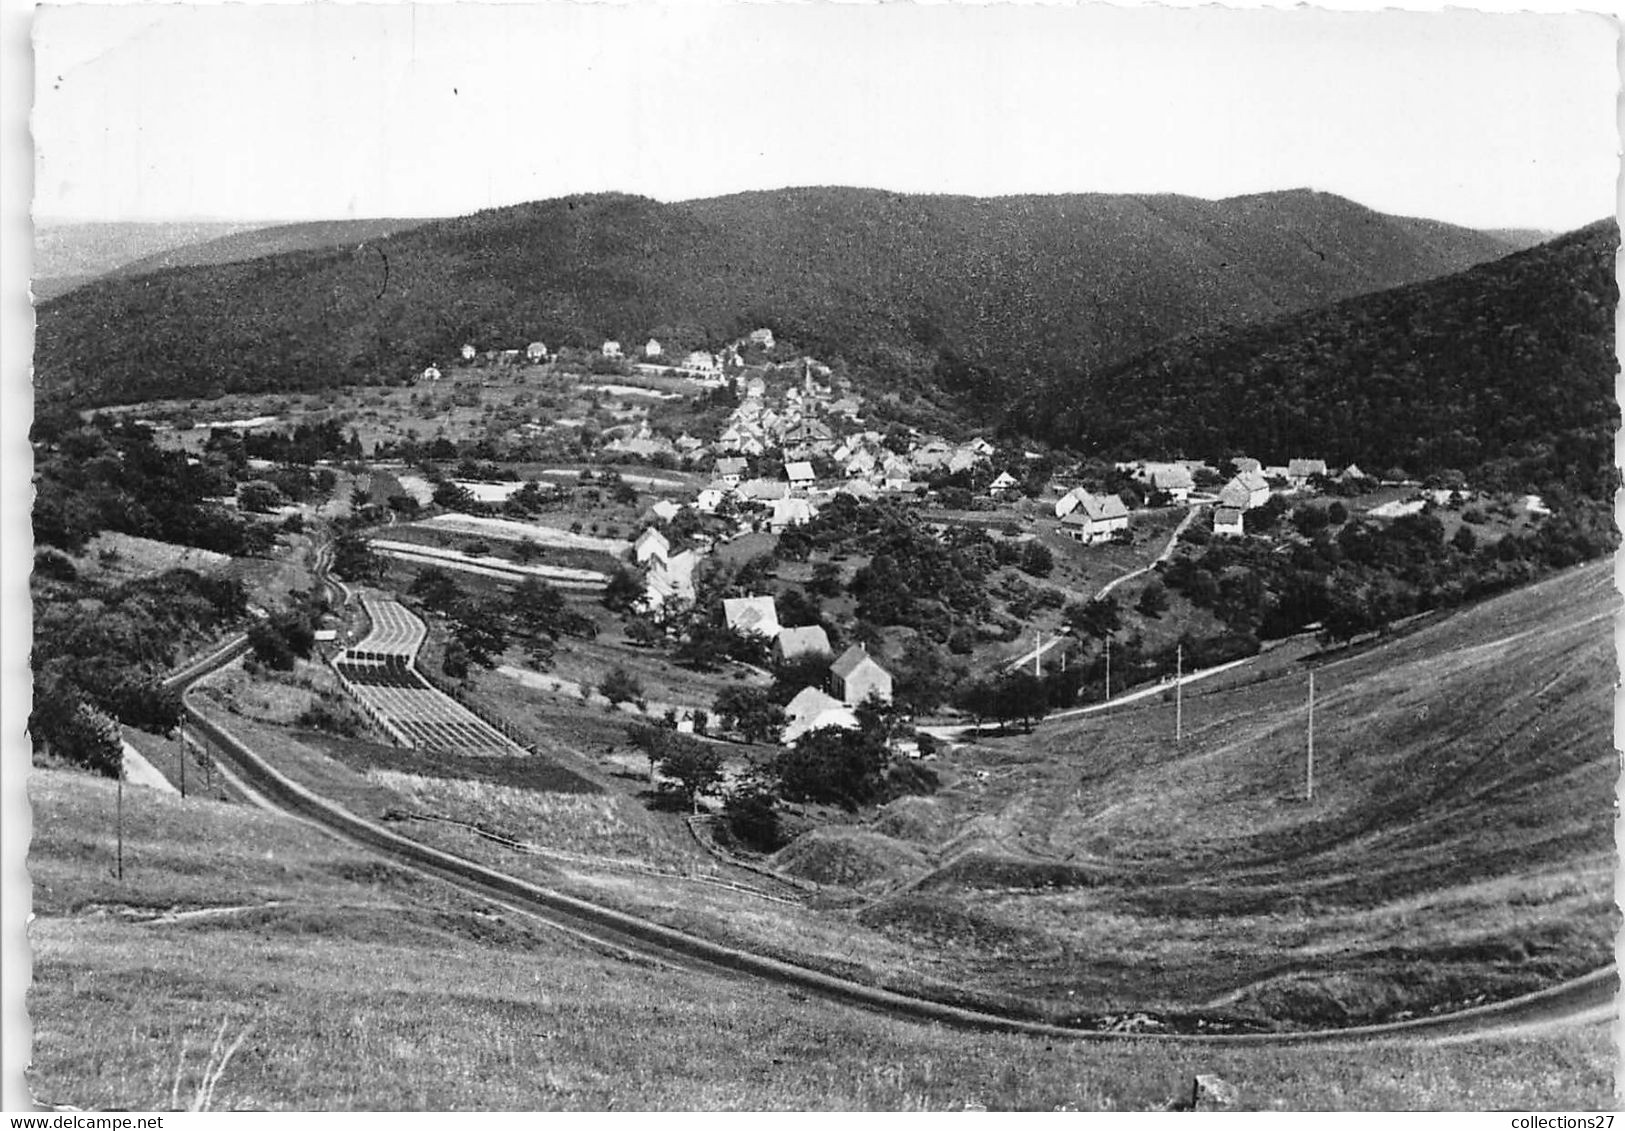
top-left (1305, 670), bottom-right (1316, 802)
top-left (1104, 636), bottom-right (1111, 703)
top-left (1175, 643), bottom-right (1184, 743)
top-left (178, 718), bottom-right (186, 799)
top-left (1034, 631), bottom-right (1042, 678)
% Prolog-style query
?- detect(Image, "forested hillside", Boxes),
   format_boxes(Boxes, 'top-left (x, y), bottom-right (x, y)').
top-left (1031, 220), bottom-right (1619, 501)
top-left (33, 188), bottom-right (1517, 410)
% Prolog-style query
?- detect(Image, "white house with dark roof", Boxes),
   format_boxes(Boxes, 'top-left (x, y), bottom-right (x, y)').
top-left (723, 596), bottom-right (781, 639)
top-left (1059, 493), bottom-right (1130, 544)
top-left (1213, 506), bottom-right (1246, 537)
top-left (695, 481), bottom-right (731, 514)
top-left (526, 341), bottom-right (548, 362)
top-left (601, 340), bottom-right (623, 359)
top-left (784, 461), bottom-right (816, 492)
top-left (681, 350), bottom-right (721, 379)
top-left (460, 344), bottom-right (477, 361)
top-left (829, 644), bottom-right (892, 706)
top-left (644, 339), bottom-right (662, 358)
top-left (988, 471), bottom-right (1021, 497)
top-left (420, 365), bottom-right (442, 382)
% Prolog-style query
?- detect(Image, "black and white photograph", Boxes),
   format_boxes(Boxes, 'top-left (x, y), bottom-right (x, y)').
top-left (5, 0), bottom-right (1620, 1112)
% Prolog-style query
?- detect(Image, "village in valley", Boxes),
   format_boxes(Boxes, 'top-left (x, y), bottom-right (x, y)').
top-left (84, 318), bottom-right (1555, 838)
top-left (23, 2), bottom-right (1620, 1107)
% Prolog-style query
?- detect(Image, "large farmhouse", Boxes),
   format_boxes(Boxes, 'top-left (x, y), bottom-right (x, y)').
top-left (1059, 492), bottom-right (1130, 544)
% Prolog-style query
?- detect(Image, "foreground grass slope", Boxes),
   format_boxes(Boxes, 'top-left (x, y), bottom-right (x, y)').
top-left (866, 559), bottom-right (1618, 1025)
top-left (26, 770), bottom-right (1612, 1110)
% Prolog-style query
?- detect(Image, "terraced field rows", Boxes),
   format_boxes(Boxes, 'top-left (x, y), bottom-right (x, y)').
top-left (332, 595), bottom-right (523, 757)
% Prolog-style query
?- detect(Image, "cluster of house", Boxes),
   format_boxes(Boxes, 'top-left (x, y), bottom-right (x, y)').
top-left (627, 524), bottom-right (895, 747)
top-left (718, 595), bottom-right (895, 746)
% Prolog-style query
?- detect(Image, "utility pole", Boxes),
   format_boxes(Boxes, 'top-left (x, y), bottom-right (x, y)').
top-left (1306, 670), bottom-right (1316, 802)
top-left (1175, 643), bottom-right (1183, 743)
top-left (1104, 636), bottom-right (1111, 702)
top-left (1034, 631), bottom-right (1042, 678)
top-left (115, 754), bottom-right (125, 883)
top-left (178, 717), bottom-right (186, 799)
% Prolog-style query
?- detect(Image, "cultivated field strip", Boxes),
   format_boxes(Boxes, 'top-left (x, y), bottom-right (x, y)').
top-left (348, 593), bottom-right (427, 659)
top-left (371, 540), bottom-right (609, 589)
top-left (331, 596), bottom-right (524, 756)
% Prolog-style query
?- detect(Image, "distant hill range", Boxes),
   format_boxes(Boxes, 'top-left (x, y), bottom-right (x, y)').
top-left (34, 187), bottom-right (1526, 410)
top-left (1032, 219), bottom-right (1618, 500)
top-left (32, 217), bottom-right (433, 301)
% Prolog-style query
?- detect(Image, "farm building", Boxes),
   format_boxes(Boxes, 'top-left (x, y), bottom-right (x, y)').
top-left (1287, 459), bottom-right (1328, 486)
top-left (773, 625), bottom-right (832, 665)
top-left (782, 687), bottom-right (858, 746)
top-left (1059, 493), bottom-right (1130, 544)
top-left (526, 342), bottom-right (548, 362)
top-left (642, 549), bottom-right (699, 612)
top-left (769, 497), bottom-right (816, 532)
top-left (784, 461), bottom-right (816, 491)
top-left (633, 527), bottom-right (671, 565)
top-left (460, 344), bottom-right (477, 361)
top-left (714, 456), bottom-right (749, 485)
top-left (601, 340), bottom-right (623, 359)
top-left (1213, 506), bottom-right (1246, 537)
top-left (1218, 470), bottom-right (1271, 510)
top-left (1144, 464), bottom-right (1195, 502)
top-left (988, 471), bottom-right (1020, 497)
top-left (723, 596), bottom-right (782, 640)
top-left (644, 339), bottom-right (663, 358)
top-left (829, 644), bottom-right (893, 706)
top-left (420, 365), bottom-right (442, 382)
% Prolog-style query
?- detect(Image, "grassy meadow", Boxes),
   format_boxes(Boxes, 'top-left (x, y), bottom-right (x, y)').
top-left (27, 769), bottom-right (1614, 1111)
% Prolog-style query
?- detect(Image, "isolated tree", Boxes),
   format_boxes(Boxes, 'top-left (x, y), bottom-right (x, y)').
top-left (237, 480), bottom-right (285, 514)
top-left (713, 686), bottom-right (786, 744)
top-left (513, 537), bottom-right (542, 563)
top-left (657, 739), bottom-right (726, 812)
top-left (1019, 540), bottom-right (1055, 578)
top-left (1136, 577), bottom-right (1170, 618)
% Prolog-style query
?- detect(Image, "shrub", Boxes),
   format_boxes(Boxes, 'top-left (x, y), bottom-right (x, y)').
top-left (724, 787), bottom-right (784, 852)
top-left (599, 666), bottom-right (644, 707)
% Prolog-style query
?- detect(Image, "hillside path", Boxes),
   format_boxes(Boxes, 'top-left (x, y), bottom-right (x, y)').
top-left (1093, 503), bottom-right (1202, 601)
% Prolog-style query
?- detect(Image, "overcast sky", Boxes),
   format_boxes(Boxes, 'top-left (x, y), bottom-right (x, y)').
top-left (27, 3), bottom-right (1625, 232)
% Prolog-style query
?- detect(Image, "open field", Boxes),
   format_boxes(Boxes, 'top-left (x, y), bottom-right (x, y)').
top-left (28, 768), bottom-right (1614, 1110)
